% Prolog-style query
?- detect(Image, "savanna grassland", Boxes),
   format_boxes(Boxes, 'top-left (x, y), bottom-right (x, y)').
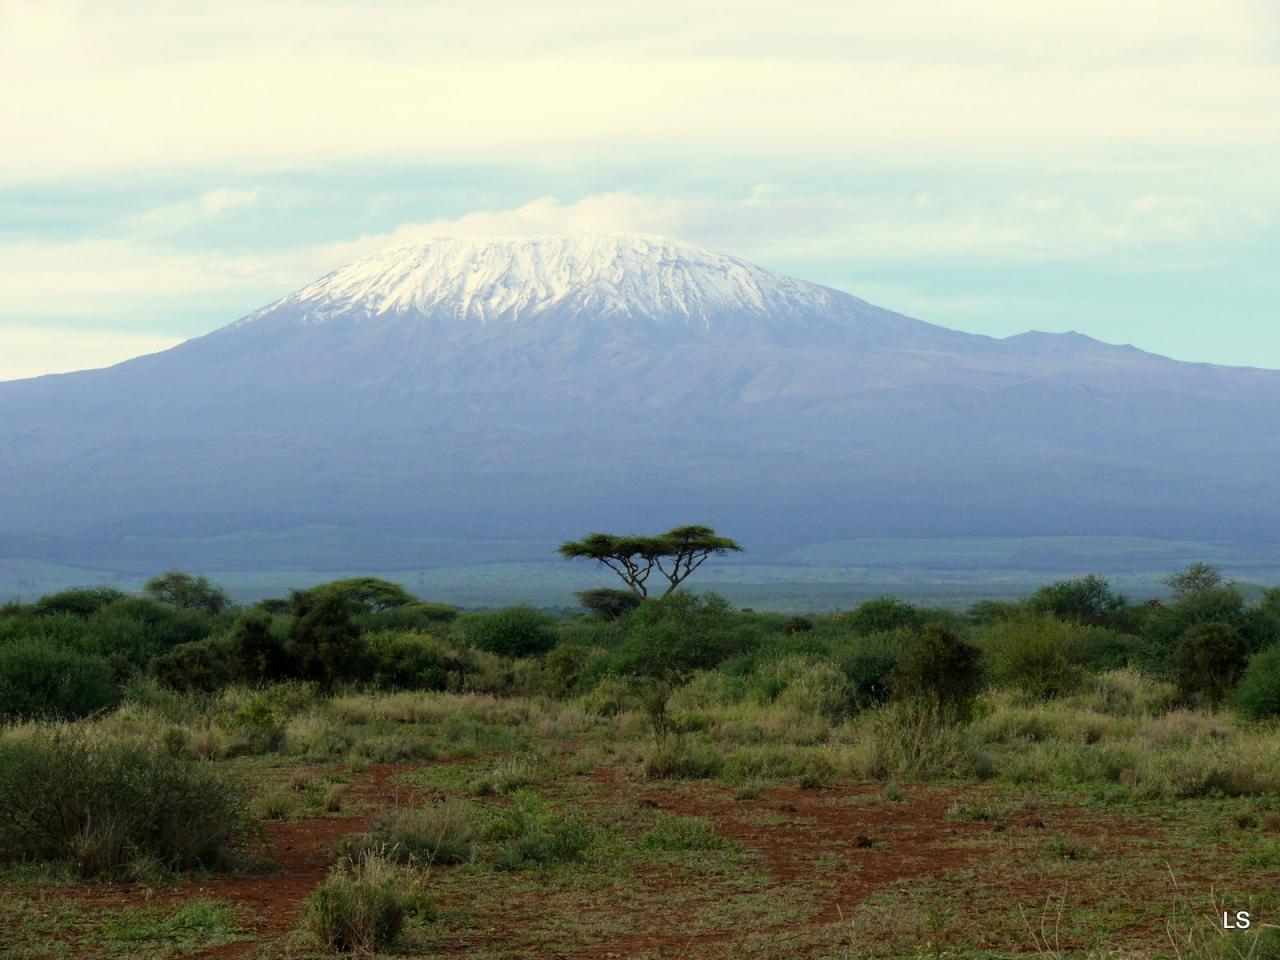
top-left (2, 570), bottom-right (1279, 959)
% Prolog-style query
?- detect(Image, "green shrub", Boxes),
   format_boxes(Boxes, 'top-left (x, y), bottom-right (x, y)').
top-left (1175, 621), bottom-right (1247, 706)
top-left (1028, 575), bottom-right (1128, 628)
top-left (782, 616), bottom-right (814, 635)
top-left (639, 813), bottom-right (734, 852)
top-left (0, 611), bottom-right (89, 650)
top-left (302, 853), bottom-right (421, 953)
top-left (984, 616), bottom-right (1080, 699)
top-left (144, 572), bottom-right (231, 615)
top-left (968, 599), bottom-right (1022, 624)
top-left (461, 606), bottom-right (557, 657)
top-left (641, 738), bottom-right (725, 780)
top-left (32, 587), bottom-right (128, 618)
top-left (832, 629), bottom-right (910, 711)
top-left (291, 591), bottom-right (372, 690)
top-left (150, 639), bottom-right (231, 693)
top-left (758, 657), bottom-right (851, 721)
top-left (338, 802), bottom-right (474, 866)
top-left (368, 631), bottom-right (458, 691)
top-left (0, 640), bottom-right (119, 721)
top-left (576, 588), bottom-right (642, 620)
top-left (484, 792), bottom-right (594, 870)
top-left (891, 623), bottom-right (984, 720)
top-left (1143, 584), bottom-right (1277, 673)
top-left (83, 597), bottom-right (213, 666)
top-left (609, 593), bottom-right (748, 684)
top-left (843, 597), bottom-right (925, 635)
top-left (470, 754), bottom-right (543, 796)
top-left (304, 578), bottom-right (417, 614)
top-left (226, 611), bottom-right (295, 684)
top-left (540, 643), bottom-right (594, 696)
top-left (219, 690), bottom-right (289, 754)
top-left (0, 734), bottom-right (248, 876)
top-left (859, 701), bottom-right (987, 781)
top-left (1235, 645), bottom-right (1280, 721)
top-left (360, 602), bottom-right (457, 633)
top-left (1072, 627), bottom-right (1147, 672)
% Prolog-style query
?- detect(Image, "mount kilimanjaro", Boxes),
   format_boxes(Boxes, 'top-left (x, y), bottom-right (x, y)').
top-left (2, 234), bottom-right (1278, 573)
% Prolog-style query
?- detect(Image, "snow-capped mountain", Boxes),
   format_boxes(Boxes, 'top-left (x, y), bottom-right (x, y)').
top-left (227, 234), bottom-right (964, 352)
top-left (1, 233), bottom-right (1278, 572)
top-left (240, 234), bottom-right (854, 329)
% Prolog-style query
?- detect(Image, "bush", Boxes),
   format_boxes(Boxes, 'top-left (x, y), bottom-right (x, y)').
top-left (368, 632), bottom-right (459, 691)
top-left (291, 591), bottom-right (372, 689)
top-left (609, 593), bottom-right (747, 684)
top-left (144, 572), bottom-right (231, 615)
top-left (338, 802), bottom-right (474, 866)
top-left (461, 606), bottom-right (557, 657)
top-left (832, 629), bottom-right (910, 711)
top-left (1175, 621), bottom-right (1247, 706)
top-left (0, 640), bottom-right (119, 721)
top-left (984, 616), bottom-right (1080, 699)
top-left (0, 734), bottom-right (248, 876)
top-left (227, 611), bottom-right (295, 684)
top-left (843, 597), bottom-right (924, 635)
top-left (968, 599), bottom-right (1022, 624)
top-left (361, 602), bottom-right (457, 633)
top-left (1028, 575), bottom-right (1128, 628)
top-left (32, 587), bottom-right (128, 619)
top-left (307, 577), bottom-right (418, 613)
top-left (641, 738), bottom-right (725, 780)
top-left (150, 638), bottom-right (231, 693)
top-left (77, 597), bottom-right (214, 668)
top-left (1072, 627), bottom-right (1147, 672)
top-left (540, 643), bottom-right (594, 696)
top-left (639, 813), bottom-right (734, 852)
top-left (1235, 645), bottom-right (1280, 721)
top-left (302, 853), bottom-right (421, 953)
top-left (1142, 585), bottom-right (1276, 673)
top-left (891, 623), bottom-right (984, 720)
top-left (858, 701), bottom-right (987, 781)
top-left (782, 616), bottom-right (814, 636)
top-left (485, 792), bottom-right (594, 870)
top-left (576, 588), bottom-right (642, 620)
top-left (758, 657), bottom-right (851, 721)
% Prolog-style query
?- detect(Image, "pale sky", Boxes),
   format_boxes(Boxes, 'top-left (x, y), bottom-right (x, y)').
top-left (2, 0), bottom-right (1278, 379)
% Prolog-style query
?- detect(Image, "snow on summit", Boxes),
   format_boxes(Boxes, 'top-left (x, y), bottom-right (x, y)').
top-left (238, 234), bottom-right (857, 331)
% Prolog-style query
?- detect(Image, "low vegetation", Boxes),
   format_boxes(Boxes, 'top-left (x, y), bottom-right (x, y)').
top-left (2, 560), bottom-right (1279, 956)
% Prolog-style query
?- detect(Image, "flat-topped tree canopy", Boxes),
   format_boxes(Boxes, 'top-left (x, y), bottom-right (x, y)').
top-left (558, 525), bottom-right (743, 598)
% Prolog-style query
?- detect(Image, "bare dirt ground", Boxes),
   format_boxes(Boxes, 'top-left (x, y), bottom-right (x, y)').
top-left (11, 759), bottom-right (1270, 959)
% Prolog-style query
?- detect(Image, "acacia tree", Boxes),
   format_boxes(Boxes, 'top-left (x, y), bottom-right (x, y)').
top-left (558, 525), bottom-right (742, 597)
top-left (144, 571), bottom-right (231, 616)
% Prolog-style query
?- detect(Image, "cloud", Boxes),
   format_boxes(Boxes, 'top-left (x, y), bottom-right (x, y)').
top-left (1, 1), bottom-right (1276, 179)
top-left (305, 189), bottom-right (1272, 270)
top-left (0, 183), bottom-right (1268, 329)
top-left (0, 237), bottom-right (283, 315)
top-left (126, 188), bottom-right (262, 231)
top-left (0, 325), bottom-right (183, 381)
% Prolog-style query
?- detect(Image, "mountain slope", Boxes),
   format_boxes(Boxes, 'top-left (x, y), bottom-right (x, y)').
top-left (1, 234), bottom-right (1277, 570)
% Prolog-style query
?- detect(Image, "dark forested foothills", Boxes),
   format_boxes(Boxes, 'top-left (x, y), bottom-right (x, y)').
top-left (2, 564), bottom-right (1278, 959)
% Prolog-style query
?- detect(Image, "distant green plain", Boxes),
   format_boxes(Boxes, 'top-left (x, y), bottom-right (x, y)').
top-left (4, 536), bottom-right (1277, 611)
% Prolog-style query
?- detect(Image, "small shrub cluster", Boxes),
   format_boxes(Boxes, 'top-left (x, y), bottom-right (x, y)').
top-left (482, 792), bottom-right (595, 870)
top-left (0, 733), bottom-right (248, 876)
top-left (638, 813), bottom-right (735, 852)
top-left (1234, 644), bottom-right (1280, 721)
top-left (302, 853), bottom-right (426, 954)
top-left (338, 802), bottom-right (475, 866)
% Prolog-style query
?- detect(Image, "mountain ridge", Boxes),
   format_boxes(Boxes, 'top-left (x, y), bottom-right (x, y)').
top-left (1, 233), bottom-right (1278, 569)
